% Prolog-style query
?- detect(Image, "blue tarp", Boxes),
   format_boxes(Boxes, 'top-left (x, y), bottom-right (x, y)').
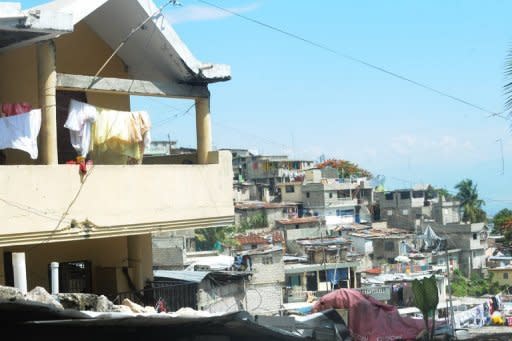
top-left (326, 268), bottom-right (348, 284)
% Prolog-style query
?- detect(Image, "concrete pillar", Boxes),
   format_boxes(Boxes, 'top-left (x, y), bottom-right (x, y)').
top-left (12, 252), bottom-right (27, 294)
top-left (301, 272), bottom-right (307, 291)
top-left (0, 249), bottom-right (4, 286)
top-left (37, 40), bottom-right (58, 165)
top-left (127, 234), bottom-right (152, 290)
top-left (50, 262), bottom-right (59, 294)
top-left (195, 97), bottom-right (211, 165)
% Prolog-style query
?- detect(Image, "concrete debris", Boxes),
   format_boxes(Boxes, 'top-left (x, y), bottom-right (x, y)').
top-left (0, 285), bottom-right (161, 315)
top-left (56, 293), bottom-right (102, 311)
top-left (0, 285), bottom-right (24, 301)
top-left (121, 298), bottom-right (156, 314)
top-left (26, 286), bottom-right (63, 310)
top-left (95, 295), bottom-right (114, 312)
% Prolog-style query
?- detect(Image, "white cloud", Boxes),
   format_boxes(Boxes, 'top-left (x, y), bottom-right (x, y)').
top-left (390, 134), bottom-right (416, 155)
top-left (166, 3), bottom-right (260, 24)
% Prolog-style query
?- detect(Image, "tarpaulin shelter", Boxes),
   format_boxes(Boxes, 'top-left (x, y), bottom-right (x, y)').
top-left (312, 288), bottom-right (434, 341)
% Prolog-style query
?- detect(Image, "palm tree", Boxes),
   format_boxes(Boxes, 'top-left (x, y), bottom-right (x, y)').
top-left (454, 179), bottom-right (486, 223)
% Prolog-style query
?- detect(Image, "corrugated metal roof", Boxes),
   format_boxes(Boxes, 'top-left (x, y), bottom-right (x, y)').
top-left (276, 217), bottom-right (320, 225)
top-left (153, 270), bottom-right (210, 283)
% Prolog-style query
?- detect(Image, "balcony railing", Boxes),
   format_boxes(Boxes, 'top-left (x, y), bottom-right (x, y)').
top-left (114, 281), bottom-right (198, 312)
top-left (0, 151), bottom-right (234, 246)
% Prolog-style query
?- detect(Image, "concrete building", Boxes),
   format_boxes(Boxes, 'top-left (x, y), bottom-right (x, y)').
top-left (284, 261), bottom-right (359, 302)
top-left (0, 0), bottom-right (233, 297)
top-left (431, 222), bottom-right (488, 277)
top-left (233, 182), bottom-right (251, 202)
top-left (302, 169), bottom-right (374, 226)
top-left (487, 266), bottom-right (512, 287)
top-left (230, 154), bottom-right (314, 202)
top-left (375, 185), bottom-right (461, 231)
top-left (219, 148), bottom-right (253, 183)
top-left (234, 201), bottom-right (298, 229)
top-left (152, 230), bottom-right (197, 270)
top-left (153, 269), bottom-right (250, 313)
top-left (143, 140), bottom-right (176, 156)
top-left (293, 236), bottom-right (352, 265)
top-left (276, 216), bottom-right (327, 241)
top-left (241, 246), bottom-right (285, 316)
top-left (277, 181), bottom-right (303, 203)
top-left (234, 231), bottom-right (284, 251)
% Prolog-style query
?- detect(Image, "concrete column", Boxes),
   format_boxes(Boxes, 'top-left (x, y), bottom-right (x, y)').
top-left (0, 249), bottom-right (4, 286)
top-left (12, 252), bottom-right (27, 294)
top-left (195, 97), bottom-right (211, 165)
top-left (127, 234), bottom-right (153, 290)
top-left (50, 262), bottom-right (59, 294)
top-left (37, 40), bottom-right (58, 165)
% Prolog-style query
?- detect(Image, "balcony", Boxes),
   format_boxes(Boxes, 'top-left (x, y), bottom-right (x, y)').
top-left (0, 151), bottom-right (234, 246)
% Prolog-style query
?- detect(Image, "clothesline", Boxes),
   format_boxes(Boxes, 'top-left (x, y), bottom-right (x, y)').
top-left (0, 100), bottom-right (152, 164)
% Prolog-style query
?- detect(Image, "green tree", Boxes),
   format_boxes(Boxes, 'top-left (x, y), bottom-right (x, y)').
top-left (494, 208), bottom-right (512, 233)
top-left (425, 185), bottom-right (453, 201)
top-left (316, 159), bottom-right (373, 179)
top-left (454, 179), bottom-right (486, 223)
top-left (450, 270), bottom-right (505, 297)
top-left (195, 212), bottom-right (267, 251)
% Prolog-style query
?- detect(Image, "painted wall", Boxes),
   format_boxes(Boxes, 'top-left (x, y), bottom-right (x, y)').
top-left (245, 283), bottom-right (283, 315)
top-left (488, 269), bottom-right (512, 287)
top-left (0, 22), bottom-right (130, 165)
top-left (0, 151), bottom-right (234, 238)
top-left (284, 226), bottom-right (328, 241)
top-left (250, 251), bottom-right (284, 285)
top-left (278, 182), bottom-right (303, 203)
top-left (0, 235), bottom-right (152, 294)
top-left (198, 280), bottom-right (245, 313)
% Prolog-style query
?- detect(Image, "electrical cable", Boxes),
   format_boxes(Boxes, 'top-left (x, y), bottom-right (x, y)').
top-left (23, 1), bottom-right (180, 249)
top-left (196, 0), bottom-right (510, 121)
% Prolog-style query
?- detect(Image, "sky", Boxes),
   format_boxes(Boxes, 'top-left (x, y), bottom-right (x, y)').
top-left (21, 0), bottom-right (512, 215)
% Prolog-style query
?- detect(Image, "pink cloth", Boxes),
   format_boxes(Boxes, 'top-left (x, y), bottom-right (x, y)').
top-left (1, 102), bottom-right (32, 117)
top-left (312, 288), bottom-right (427, 341)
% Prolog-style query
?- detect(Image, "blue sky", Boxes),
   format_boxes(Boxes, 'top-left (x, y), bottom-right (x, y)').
top-left (21, 0), bottom-right (512, 215)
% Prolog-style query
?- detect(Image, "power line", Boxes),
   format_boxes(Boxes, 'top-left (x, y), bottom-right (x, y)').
top-left (25, 1), bottom-right (181, 249)
top-left (0, 197), bottom-right (73, 224)
top-left (196, 0), bottom-right (510, 121)
top-left (28, 167), bottom-right (96, 251)
top-left (92, 0), bottom-right (177, 80)
top-left (152, 102), bottom-right (195, 129)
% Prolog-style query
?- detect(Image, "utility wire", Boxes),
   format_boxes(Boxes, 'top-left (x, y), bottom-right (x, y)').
top-left (196, 0), bottom-right (509, 121)
top-left (92, 0), bottom-right (177, 80)
top-left (26, 1), bottom-right (180, 249)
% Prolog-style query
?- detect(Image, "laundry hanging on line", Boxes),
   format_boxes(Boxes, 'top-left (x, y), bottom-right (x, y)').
top-left (64, 99), bottom-right (151, 163)
top-left (0, 109), bottom-right (41, 159)
top-left (0, 102), bottom-right (32, 117)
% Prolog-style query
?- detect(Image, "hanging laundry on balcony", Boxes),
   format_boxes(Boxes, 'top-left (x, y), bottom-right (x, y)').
top-left (91, 107), bottom-right (151, 164)
top-left (0, 109), bottom-right (41, 159)
top-left (64, 99), bottom-right (97, 158)
top-left (0, 102), bottom-right (32, 117)
top-left (64, 100), bottom-right (151, 164)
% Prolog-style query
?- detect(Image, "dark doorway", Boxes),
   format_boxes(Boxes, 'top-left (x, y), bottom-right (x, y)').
top-left (56, 90), bottom-right (87, 164)
top-left (306, 272), bottom-right (318, 291)
top-left (3, 252), bottom-right (14, 286)
top-left (49, 260), bottom-right (92, 293)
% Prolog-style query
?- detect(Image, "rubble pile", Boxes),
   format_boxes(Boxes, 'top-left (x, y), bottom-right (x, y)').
top-left (0, 285), bottom-right (155, 314)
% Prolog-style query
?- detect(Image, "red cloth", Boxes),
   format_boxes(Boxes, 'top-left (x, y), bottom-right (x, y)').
top-left (312, 288), bottom-right (427, 341)
top-left (1, 102), bottom-right (32, 116)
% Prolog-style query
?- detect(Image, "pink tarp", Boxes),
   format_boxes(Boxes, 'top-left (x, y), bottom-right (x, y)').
top-left (312, 288), bottom-right (428, 341)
